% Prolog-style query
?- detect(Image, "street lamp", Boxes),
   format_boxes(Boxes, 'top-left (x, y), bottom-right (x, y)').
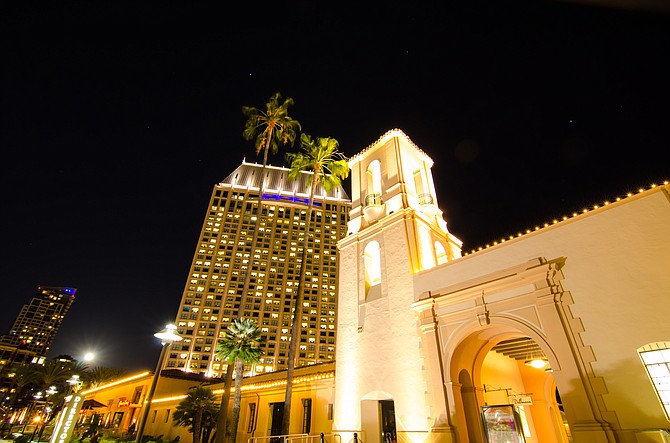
top-left (66, 375), bottom-right (82, 394)
top-left (134, 324), bottom-right (182, 443)
top-left (36, 386), bottom-right (58, 441)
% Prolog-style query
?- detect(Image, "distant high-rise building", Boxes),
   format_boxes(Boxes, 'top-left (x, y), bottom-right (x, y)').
top-left (1, 286), bottom-right (77, 357)
top-left (0, 286), bottom-right (76, 398)
top-left (164, 160), bottom-right (350, 377)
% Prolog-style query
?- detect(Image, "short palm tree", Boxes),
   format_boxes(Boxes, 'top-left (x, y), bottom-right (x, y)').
top-left (214, 92), bottom-right (300, 443)
top-left (173, 385), bottom-right (218, 443)
top-left (81, 366), bottom-right (127, 389)
top-left (281, 134), bottom-right (348, 435)
top-left (215, 318), bottom-right (263, 443)
top-left (38, 358), bottom-right (78, 389)
top-left (5, 363), bottom-right (41, 408)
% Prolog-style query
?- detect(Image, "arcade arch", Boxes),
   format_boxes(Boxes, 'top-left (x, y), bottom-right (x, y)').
top-left (446, 325), bottom-right (570, 443)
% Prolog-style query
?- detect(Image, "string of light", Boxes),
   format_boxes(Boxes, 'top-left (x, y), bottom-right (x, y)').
top-left (463, 181), bottom-right (669, 255)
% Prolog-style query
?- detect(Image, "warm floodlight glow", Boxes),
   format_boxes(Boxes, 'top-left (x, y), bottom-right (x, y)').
top-left (84, 352), bottom-right (95, 362)
top-left (525, 358), bottom-right (549, 369)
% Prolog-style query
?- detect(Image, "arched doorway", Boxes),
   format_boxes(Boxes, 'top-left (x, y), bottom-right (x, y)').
top-left (450, 330), bottom-right (570, 443)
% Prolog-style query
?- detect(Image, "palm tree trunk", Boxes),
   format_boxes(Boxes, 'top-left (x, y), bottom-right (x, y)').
top-left (194, 409), bottom-right (203, 443)
top-left (228, 360), bottom-right (245, 443)
top-left (282, 179), bottom-right (318, 435)
top-left (214, 369), bottom-right (233, 443)
top-left (215, 134), bottom-right (273, 443)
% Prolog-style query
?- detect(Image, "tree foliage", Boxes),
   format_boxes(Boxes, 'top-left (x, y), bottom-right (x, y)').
top-left (216, 318), bottom-right (263, 443)
top-left (214, 92), bottom-right (299, 443)
top-left (173, 385), bottom-right (218, 443)
top-left (282, 134), bottom-right (348, 435)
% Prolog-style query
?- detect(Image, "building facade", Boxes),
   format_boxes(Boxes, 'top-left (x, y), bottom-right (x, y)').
top-left (1, 286), bottom-right (77, 356)
top-left (333, 129), bottom-right (670, 443)
top-left (80, 130), bottom-right (669, 443)
top-left (0, 286), bottom-right (77, 408)
top-left (164, 161), bottom-right (350, 377)
top-left (80, 363), bottom-right (336, 443)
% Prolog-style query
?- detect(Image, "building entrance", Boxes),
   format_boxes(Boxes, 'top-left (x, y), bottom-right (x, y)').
top-left (268, 402), bottom-right (284, 443)
top-left (380, 400), bottom-right (396, 443)
top-left (459, 335), bottom-right (571, 443)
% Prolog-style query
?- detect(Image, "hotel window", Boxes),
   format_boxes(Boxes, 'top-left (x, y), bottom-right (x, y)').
top-left (638, 342), bottom-right (670, 419)
top-left (302, 399), bottom-right (312, 434)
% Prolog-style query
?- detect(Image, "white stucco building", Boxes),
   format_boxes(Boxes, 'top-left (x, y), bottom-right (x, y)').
top-left (334, 129), bottom-right (670, 443)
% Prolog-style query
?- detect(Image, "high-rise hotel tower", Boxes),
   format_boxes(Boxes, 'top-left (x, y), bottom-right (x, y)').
top-left (1, 286), bottom-right (76, 357)
top-left (164, 160), bottom-right (350, 377)
top-left (0, 286), bottom-right (76, 402)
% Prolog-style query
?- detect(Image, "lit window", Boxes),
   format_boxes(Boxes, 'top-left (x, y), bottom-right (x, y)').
top-left (638, 342), bottom-right (670, 419)
top-left (364, 241), bottom-right (381, 300)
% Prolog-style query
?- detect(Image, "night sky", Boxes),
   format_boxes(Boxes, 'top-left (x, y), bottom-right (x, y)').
top-left (1, 1), bottom-right (668, 373)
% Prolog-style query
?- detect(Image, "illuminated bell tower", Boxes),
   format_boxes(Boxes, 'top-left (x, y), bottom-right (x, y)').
top-left (334, 129), bottom-right (462, 443)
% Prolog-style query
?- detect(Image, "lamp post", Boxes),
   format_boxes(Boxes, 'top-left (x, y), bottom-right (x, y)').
top-left (22, 391), bottom-right (43, 434)
top-left (35, 386), bottom-right (57, 442)
top-left (134, 324), bottom-right (182, 443)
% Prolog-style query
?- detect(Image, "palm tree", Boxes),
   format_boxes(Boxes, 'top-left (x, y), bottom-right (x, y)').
top-left (4, 363), bottom-right (41, 419)
top-left (281, 134), bottom-right (349, 436)
top-left (29, 359), bottom-right (87, 439)
top-left (242, 91), bottom-right (301, 170)
top-left (173, 386), bottom-right (218, 443)
top-left (8, 363), bottom-right (41, 397)
top-left (81, 366), bottom-right (127, 390)
top-left (214, 92), bottom-right (300, 443)
top-left (215, 318), bottom-right (263, 443)
top-left (37, 359), bottom-right (78, 389)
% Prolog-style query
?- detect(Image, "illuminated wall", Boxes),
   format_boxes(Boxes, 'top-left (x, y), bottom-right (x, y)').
top-left (336, 128), bottom-right (670, 443)
top-left (335, 129), bottom-right (463, 443)
top-left (81, 364), bottom-right (336, 442)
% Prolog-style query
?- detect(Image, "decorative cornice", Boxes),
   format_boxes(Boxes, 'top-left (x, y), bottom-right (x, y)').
top-left (349, 128), bottom-right (432, 164)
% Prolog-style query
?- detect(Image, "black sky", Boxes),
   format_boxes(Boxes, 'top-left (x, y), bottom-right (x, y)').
top-left (1, 1), bottom-right (668, 373)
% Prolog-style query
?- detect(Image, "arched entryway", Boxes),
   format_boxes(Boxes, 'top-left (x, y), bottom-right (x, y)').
top-left (448, 329), bottom-right (571, 443)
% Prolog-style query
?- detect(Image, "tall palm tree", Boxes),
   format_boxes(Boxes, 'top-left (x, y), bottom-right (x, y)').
top-left (214, 92), bottom-right (300, 443)
top-left (242, 91), bottom-right (301, 170)
top-left (174, 386), bottom-right (218, 443)
top-left (215, 318), bottom-right (263, 443)
top-left (281, 134), bottom-right (349, 435)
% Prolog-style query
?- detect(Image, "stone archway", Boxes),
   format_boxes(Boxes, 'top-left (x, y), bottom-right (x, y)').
top-left (446, 325), bottom-right (567, 443)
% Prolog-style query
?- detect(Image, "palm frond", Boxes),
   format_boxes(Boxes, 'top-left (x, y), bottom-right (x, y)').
top-left (242, 92), bottom-right (301, 158)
